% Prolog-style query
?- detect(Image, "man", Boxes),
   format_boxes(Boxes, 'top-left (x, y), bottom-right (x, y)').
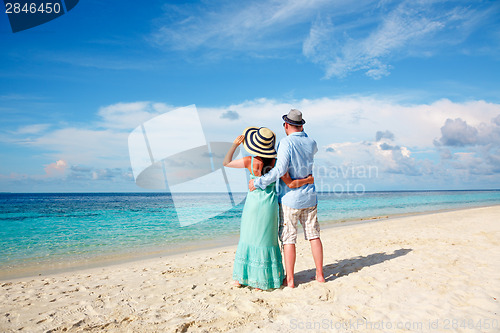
top-left (249, 109), bottom-right (324, 288)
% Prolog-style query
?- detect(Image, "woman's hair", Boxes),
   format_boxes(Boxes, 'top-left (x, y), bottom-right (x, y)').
top-left (261, 157), bottom-right (275, 176)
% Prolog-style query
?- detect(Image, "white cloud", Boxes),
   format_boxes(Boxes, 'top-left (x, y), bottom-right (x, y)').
top-left (434, 114), bottom-right (500, 175)
top-left (197, 96), bottom-right (500, 150)
top-left (9, 102), bottom-right (175, 168)
top-left (97, 101), bottom-right (173, 130)
top-left (149, 1), bottom-right (497, 78)
top-left (376, 130), bottom-right (395, 142)
top-left (324, 139), bottom-right (424, 177)
top-left (150, 0), bottom-right (370, 53)
top-left (303, 0), bottom-right (493, 78)
top-left (4, 97), bottom-right (500, 190)
top-left (27, 127), bottom-right (129, 167)
top-left (436, 118), bottom-right (478, 146)
top-left (44, 159), bottom-right (67, 177)
top-left (14, 124), bottom-right (51, 135)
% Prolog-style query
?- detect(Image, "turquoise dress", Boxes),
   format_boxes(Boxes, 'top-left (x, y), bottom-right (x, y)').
top-left (232, 157), bottom-right (285, 289)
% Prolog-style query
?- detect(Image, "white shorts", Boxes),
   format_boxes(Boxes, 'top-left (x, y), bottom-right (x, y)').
top-left (279, 204), bottom-right (320, 245)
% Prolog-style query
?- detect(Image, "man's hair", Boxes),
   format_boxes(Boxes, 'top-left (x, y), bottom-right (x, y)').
top-left (288, 123), bottom-right (303, 130)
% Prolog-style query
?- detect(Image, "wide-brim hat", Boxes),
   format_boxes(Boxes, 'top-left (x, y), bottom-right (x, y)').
top-left (283, 108), bottom-right (305, 126)
top-left (242, 127), bottom-right (277, 158)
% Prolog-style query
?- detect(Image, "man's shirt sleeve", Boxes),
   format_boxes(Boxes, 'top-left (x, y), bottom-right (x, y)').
top-left (254, 140), bottom-right (290, 189)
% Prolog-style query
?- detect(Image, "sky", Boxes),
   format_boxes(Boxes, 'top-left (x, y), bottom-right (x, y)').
top-left (1, 0), bottom-right (500, 192)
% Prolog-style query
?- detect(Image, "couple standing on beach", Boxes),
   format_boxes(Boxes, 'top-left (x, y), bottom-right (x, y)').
top-left (223, 109), bottom-right (324, 290)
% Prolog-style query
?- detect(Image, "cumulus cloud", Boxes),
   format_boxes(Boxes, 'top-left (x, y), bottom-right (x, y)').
top-left (379, 143), bottom-right (399, 151)
top-left (4, 97), bottom-right (500, 190)
top-left (436, 118), bottom-right (478, 146)
top-left (386, 145), bottom-right (422, 176)
top-left (8, 102), bottom-right (179, 168)
top-left (436, 115), bottom-right (500, 147)
top-left (220, 110), bottom-right (240, 120)
top-left (44, 159), bottom-right (67, 177)
top-left (493, 115), bottom-right (500, 126)
top-left (376, 130), bottom-right (395, 141)
top-left (434, 115), bottom-right (500, 176)
top-left (439, 148), bottom-right (453, 160)
top-left (324, 134), bottom-right (423, 178)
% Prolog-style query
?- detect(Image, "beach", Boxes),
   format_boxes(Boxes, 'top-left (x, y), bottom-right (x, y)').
top-left (1, 205), bottom-right (499, 332)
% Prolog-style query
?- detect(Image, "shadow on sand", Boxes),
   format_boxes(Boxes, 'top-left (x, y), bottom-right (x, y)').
top-left (294, 248), bottom-right (413, 285)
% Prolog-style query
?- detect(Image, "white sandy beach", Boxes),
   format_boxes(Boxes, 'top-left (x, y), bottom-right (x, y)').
top-left (1, 205), bottom-right (499, 333)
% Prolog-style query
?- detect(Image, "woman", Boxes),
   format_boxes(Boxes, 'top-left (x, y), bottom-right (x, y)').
top-left (223, 127), bottom-right (314, 290)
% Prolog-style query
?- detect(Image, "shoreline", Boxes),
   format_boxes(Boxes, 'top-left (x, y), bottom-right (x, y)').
top-left (1, 203), bottom-right (499, 282)
top-left (321, 202), bottom-right (500, 229)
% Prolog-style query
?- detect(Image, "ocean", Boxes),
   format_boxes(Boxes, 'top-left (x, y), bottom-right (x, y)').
top-left (1, 190), bottom-right (499, 279)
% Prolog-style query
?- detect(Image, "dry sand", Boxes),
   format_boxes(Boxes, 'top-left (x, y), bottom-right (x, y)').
top-left (1, 205), bottom-right (499, 333)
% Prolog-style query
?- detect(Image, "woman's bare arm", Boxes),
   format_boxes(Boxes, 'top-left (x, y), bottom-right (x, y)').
top-left (281, 173), bottom-right (314, 189)
top-left (223, 135), bottom-right (247, 168)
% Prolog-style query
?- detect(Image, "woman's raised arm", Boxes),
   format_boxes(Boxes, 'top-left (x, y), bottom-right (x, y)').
top-left (223, 135), bottom-right (247, 169)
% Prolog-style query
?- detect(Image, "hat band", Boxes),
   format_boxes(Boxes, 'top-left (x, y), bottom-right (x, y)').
top-left (249, 132), bottom-right (274, 150)
top-left (283, 115), bottom-right (305, 125)
top-left (254, 133), bottom-right (274, 146)
top-left (256, 130), bottom-right (274, 144)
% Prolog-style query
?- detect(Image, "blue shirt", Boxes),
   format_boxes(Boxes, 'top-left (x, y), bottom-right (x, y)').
top-left (254, 131), bottom-right (318, 209)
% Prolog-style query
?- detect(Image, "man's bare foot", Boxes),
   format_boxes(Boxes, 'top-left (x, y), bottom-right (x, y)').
top-left (315, 274), bottom-right (325, 283)
top-left (284, 278), bottom-right (295, 288)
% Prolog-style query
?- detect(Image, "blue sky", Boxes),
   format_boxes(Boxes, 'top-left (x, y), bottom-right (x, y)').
top-left (1, 0), bottom-right (500, 192)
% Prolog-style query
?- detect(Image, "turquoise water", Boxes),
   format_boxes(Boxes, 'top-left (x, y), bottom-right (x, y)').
top-left (0, 191), bottom-right (499, 278)
top-left (317, 190), bottom-right (500, 222)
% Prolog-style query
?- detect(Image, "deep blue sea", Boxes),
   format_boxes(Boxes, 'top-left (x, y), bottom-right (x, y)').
top-left (1, 190), bottom-right (499, 279)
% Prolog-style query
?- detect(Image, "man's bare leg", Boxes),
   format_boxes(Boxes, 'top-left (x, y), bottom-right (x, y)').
top-left (283, 244), bottom-right (296, 288)
top-left (310, 238), bottom-right (325, 282)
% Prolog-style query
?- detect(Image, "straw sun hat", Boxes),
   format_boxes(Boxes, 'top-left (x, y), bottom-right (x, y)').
top-left (242, 127), bottom-right (277, 158)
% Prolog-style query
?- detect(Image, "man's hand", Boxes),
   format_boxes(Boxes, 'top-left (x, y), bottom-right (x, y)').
top-left (248, 179), bottom-right (256, 192)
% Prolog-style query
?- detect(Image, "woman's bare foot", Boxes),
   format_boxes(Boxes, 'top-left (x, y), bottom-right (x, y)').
top-left (233, 280), bottom-right (242, 287)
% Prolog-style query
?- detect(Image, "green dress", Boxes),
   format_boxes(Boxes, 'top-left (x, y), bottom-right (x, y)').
top-left (232, 157), bottom-right (285, 289)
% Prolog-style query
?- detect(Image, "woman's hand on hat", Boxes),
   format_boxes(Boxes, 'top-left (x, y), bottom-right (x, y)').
top-left (233, 135), bottom-right (244, 146)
